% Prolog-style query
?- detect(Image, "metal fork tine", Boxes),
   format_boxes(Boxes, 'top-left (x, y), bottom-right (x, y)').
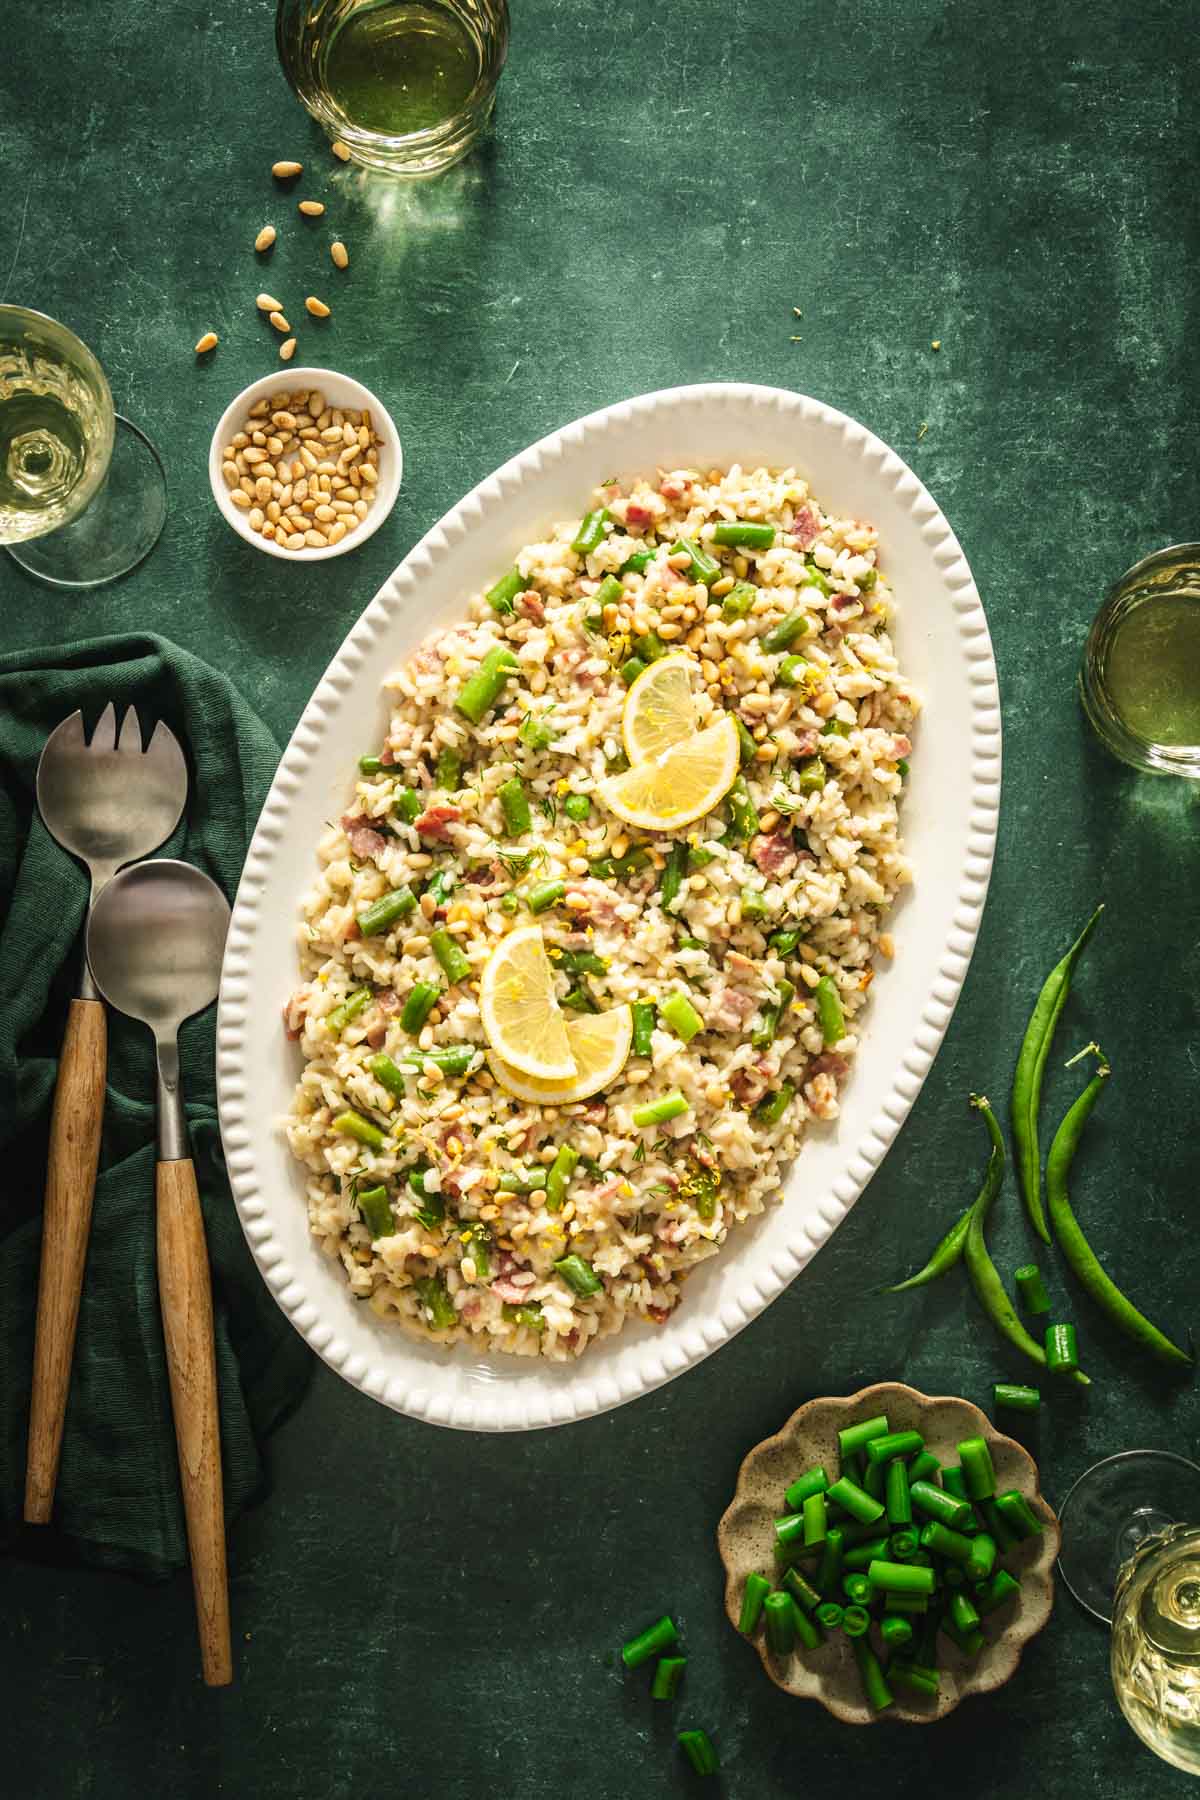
top-left (116, 705), bottom-right (144, 754)
top-left (89, 702), bottom-right (118, 752)
top-left (146, 717), bottom-right (187, 772)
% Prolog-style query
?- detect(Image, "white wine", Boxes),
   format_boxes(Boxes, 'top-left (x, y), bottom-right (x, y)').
top-left (0, 309), bottom-right (113, 544)
top-left (1112, 1524), bottom-right (1200, 1774)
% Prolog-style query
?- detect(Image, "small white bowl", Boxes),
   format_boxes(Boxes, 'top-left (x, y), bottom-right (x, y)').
top-left (208, 367), bottom-right (402, 561)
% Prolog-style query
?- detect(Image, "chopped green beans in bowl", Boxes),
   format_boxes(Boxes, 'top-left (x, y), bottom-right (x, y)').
top-left (717, 1382), bottom-right (1059, 1723)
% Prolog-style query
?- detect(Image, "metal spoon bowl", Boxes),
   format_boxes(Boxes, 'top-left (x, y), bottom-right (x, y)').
top-left (87, 858), bottom-right (229, 1158)
top-left (86, 858), bottom-right (233, 1686)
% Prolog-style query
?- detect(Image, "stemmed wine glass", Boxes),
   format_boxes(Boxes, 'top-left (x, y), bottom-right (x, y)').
top-left (0, 304), bottom-right (167, 587)
top-left (1058, 1450), bottom-right (1200, 1774)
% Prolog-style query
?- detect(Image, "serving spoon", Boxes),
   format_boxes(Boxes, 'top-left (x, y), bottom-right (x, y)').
top-left (86, 858), bottom-right (233, 1687)
top-left (26, 704), bottom-right (187, 1525)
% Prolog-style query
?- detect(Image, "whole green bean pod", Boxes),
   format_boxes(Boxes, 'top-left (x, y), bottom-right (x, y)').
top-left (885, 1202), bottom-right (972, 1293)
top-left (964, 1095), bottom-right (1090, 1387)
top-left (1045, 1056), bottom-right (1192, 1368)
top-left (1010, 904), bottom-right (1104, 1243)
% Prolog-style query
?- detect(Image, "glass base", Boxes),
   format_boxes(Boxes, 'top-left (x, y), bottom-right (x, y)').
top-left (1057, 1451), bottom-right (1200, 1624)
top-left (6, 414), bottom-right (167, 588)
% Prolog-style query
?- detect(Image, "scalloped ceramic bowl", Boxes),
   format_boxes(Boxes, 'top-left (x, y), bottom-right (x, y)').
top-left (718, 1383), bottom-right (1060, 1723)
top-left (216, 383), bottom-right (1001, 1431)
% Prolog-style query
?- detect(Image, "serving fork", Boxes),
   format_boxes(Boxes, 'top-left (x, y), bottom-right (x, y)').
top-left (24, 703), bottom-right (188, 1524)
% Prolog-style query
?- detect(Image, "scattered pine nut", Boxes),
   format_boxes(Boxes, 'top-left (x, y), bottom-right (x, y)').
top-left (279, 337), bottom-right (297, 361)
top-left (330, 240), bottom-right (349, 270)
top-left (256, 292), bottom-right (283, 313)
top-left (194, 331), bottom-right (218, 354)
top-left (298, 200), bottom-right (325, 216)
top-left (269, 311), bottom-right (290, 333)
top-left (255, 225), bottom-right (277, 253)
top-left (331, 140), bottom-right (351, 161)
top-left (305, 296), bottom-right (331, 318)
top-left (272, 160), bottom-right (303, 178)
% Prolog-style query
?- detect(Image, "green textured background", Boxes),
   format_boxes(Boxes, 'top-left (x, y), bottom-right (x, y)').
top-left (2, 0), bottom-right (1198, 1792)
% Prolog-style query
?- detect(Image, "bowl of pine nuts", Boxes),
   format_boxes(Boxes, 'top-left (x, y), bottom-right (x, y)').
top-left (208, 367), bottom-right (401, 559)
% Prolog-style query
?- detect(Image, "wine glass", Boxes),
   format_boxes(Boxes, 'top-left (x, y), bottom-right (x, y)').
top-left (0, 304), bottom-right (167, 587)
top-left (1058, 1451), bottom-right (1200, 1774)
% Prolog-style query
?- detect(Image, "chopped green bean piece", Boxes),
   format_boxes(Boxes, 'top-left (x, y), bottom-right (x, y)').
top-left (661, 991), bottom-right (703, 1043)
top-left (769, 926), bottom-right (801, 955)
top-left (672, 535), bottom-right (720, 585)
top-left (400, 981), bottom-right (438, 1034)
top-left (355, 1184), bottom-right (394, 1238)
top-left (763, 1591), bottom-right (796, 1657)
top-left (455, 645), bottom-right (519, 724)
top-left (498, 776), bottom-right (531, 837)
top-left (866, 1429), bottom-right (925, 1466)
top-left (358, 754), bottom-right (383, 776)
top-left (821, 717), bottom-right (851, 739)
top-left (722, 579), bottom-right (758, 620)
top-left (781, 1567), bottom-right (821, 1612)
top-left (634, 630), bottom-right (667, 664)
top-left (357, 887), bottom-right (416, 937)
top-left (501, 1301), bottom-right (545, 1332)
top-left (632, 1092), bottom-right (689, 1128)
top-left (803, 560), bottom-right (832, 595)
top-left (677, 1730), bottom-right (719, 1776)
top-left (814, 975), bottom-right (846, 1045)
top-left (571, 507), bottom-right (609, 555)
top-left (761, 608), bottom-right (813, 654)
top-left (526, 879), bottom-right (565, 915)
top-left (752, 979), bottom-right (795, 1051)
top-left (957, 1437), bottom-right (997, 1502)
top-left (367, 1053), bottom-right (407, 1099)
top-left (752, 1082), bottom-right (795, 1127)
top-left (816, 1527), bottom-right (845, 1596)
top-left (399, 1045), bottom-right (475, 1077)
top-left (651, 1656), bottom-right (687, 1701)
top-left (880, 1614), bottom-right (914, 1650)
top-left (907, 1451), bottom-right (941, 1485)
top-left (554, 1254), bottom-right (602, 1297)
top-left (619, 549), bottom-right (655, 575)
top-left (327, 987), bottom-right (371, 1035)
top-left (631, 1000), bottom-right (656, 1057)
top-left (843, 1535), bottom-right (890, 1569)
top-left (545, 1144), bottom-right (579, 1212)
top-left (485, 567), bottom-right (523, 614)
top-left (713, 520), bottom-right (776, 549)
top-left (725, 775), bottom-right (759, 841)
top-left (1044, 1321), bottom-right (1079, 1374)
top-left (734, 716), bottom-right (758, 767)
top-left (430, 929), bottom-right (470, 983)
top-left (394, 786), bottom-right (421, 824)
top-left (975, 1569), bottom-right (1021, 1615)
top-left (738, 1572), bottom-right (771, 1634)
top-left (866, 1559), bottom-right (936, 1596)
top-left (802, 1491), bottom-right (828, 1548)
top-left (593, 573), bottom-right (624, 609)
top-left (777, 654), bottom-right (808, 687)
top-left (815, 1601), bottom-right (845, 1630)
top-left (739, 881), bottom-right (768, 921)
top-left (826, 1475), bottom-right (885, 1525)
top-left (994, 1382), bottom-right (1042, 1414)
top-left (621, 655), bottom-right (648, 687)
top-left (414, 1276), bottom-right (457, 1330)
top-left (1015, 1264), bottom-right (1052, 1314)
top-left (621, 1614), bottom-right (678, 1668)
top-left (796, 755), bottom-right (827, 796)
top-left (435, 745), bottom-right (462, 790)
top-left (659, 841), bottom-right (688, 913)
top-left (333, 1109), bottom-right (385, 1151)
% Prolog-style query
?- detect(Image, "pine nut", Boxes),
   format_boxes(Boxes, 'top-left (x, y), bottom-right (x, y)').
top-left (230, 490), bottom-right (250, 509)
top-left (330, 240), bottom-right (349, 270)
top-left (272, 160), bottom-right (303, 178)
top-left (255, 476), bottom-right (272, 504)
top-left (248, 507), bottom-right (265, 531)
top-left (359, 463), bottom-right (378, 486)
top-left (285, 531), bottom-right (306, 549)
top-left (327, 521), bottom-right (347, 544)
top-left (221, 459), bottom-right (238, 486)
top-left (307, 390), bottom-right (325, 416)
top-left (239, 476), bottom-right (255, 499)
top-left (248, 399), bottom-right (271, 417)
top-left (256, 292), bottom-right (283, 312)
top-left (298, 200), bottom-right (324, 216)
top-left (305, 295), bottom-right (331, 318)
top-left (304, 529), bottom-right (328, 547)
top-left (269, 311), bottom-right (290, 333)
top-left (232, 431), bottom-right (248, 448)
top-left (262, 522), bottom-right (276, 539)
top-left (194, 330), bottom-right (218, 354)
top-left (331, 140), bottom-right (351, 161)
top-left (266, 500), bottom-right (281, 523)
top-left (314, 504), bottom-right (336, 522)
top-left (279, 337), bottom-right (297, 361)
top-left (255, 225), bottom-right (277, 252)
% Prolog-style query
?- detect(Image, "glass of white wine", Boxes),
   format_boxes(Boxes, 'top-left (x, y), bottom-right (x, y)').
top-left (1, 305), bottom-right (167, 588)
top-left (1058, 1451), bottom-right (1200, 1775)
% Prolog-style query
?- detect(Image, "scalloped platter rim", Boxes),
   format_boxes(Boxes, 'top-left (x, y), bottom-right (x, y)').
top-left (717, 1381), bottom-right (1061, 1723)
top-left (215, 383), bottom-right (1001, 1432)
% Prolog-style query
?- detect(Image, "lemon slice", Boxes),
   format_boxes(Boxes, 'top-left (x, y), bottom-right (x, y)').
top-left (598, 714), bottom-right (740, 831)
top-left (479, 925), bottom-right (576, 1080)
top-left (487, 1005), bottom-right (633, 1104)
top-left (622, 652), bottom-right (698, 764)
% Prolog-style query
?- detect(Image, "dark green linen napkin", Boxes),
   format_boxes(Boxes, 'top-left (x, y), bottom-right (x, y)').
top-left (0, 632), bottom-right (311, 1576)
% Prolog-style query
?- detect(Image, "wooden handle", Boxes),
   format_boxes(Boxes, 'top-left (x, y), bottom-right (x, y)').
top-left (25, 997), bottom-right (107, 1524)
top-left (156, 1158), bottom-right (232, 1687)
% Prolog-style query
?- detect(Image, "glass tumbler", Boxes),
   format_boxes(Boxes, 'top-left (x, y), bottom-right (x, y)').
top-left (276, 0), bottom-right (509, 177)
top-left (1079, 543), bottom-right (1200, 778)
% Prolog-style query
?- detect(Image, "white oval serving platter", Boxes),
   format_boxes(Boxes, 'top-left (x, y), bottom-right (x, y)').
top-left (216, 382), bottom-right (1001, 1432)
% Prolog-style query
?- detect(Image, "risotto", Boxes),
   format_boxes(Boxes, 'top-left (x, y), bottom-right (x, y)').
top-left (284, 463), bottom-right (919, 1360)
